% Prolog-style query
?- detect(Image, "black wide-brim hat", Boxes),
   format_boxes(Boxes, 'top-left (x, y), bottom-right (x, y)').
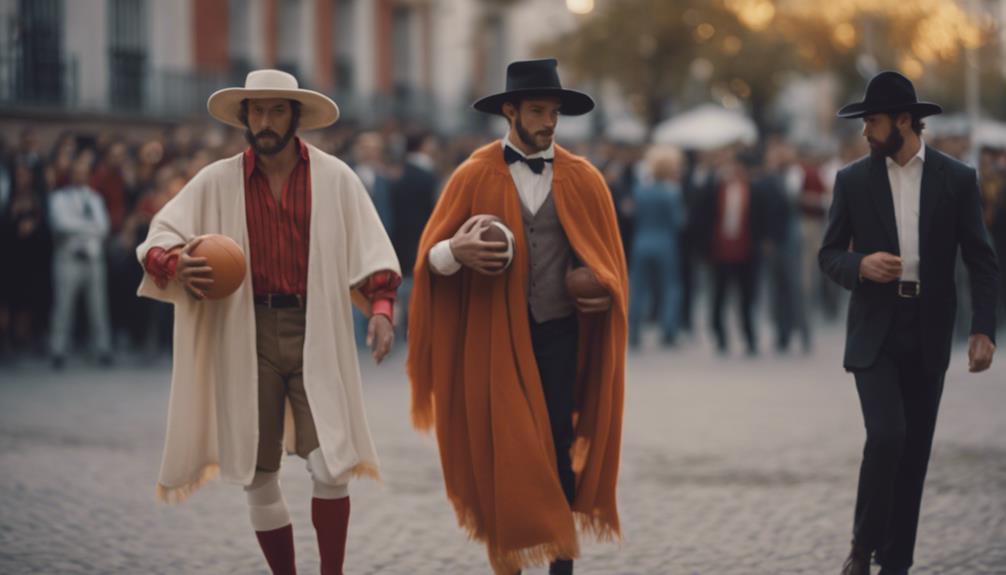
top-left (837, 70), bottom-right (942, 119)
top-left (473, 58), bottom-right (595, 116)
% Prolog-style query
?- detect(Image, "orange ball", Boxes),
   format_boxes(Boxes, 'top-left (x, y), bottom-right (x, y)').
top-left (190, 234), bottom-right (247, 300)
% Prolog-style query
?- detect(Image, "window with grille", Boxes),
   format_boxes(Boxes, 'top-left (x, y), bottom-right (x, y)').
top-left (108, 0), bottom-right (147, 110)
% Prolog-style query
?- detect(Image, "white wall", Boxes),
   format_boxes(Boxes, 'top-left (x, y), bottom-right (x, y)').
top-left (149, 0), bottom-right (191, 71)
top-left (64, 0), bottom-right (108, 109)
top-left (352, 0), bottom-right (375, 97)
top-left (298, 0), bottom-right (317, 85)
top-left (426, 0), bottom-right (595, 135)
top-left (429, 0), bottom-right (478, 131)
top-left (505, 0), bottom-right (579, 63)
top-left (246, 0), bottom-right (266, 68)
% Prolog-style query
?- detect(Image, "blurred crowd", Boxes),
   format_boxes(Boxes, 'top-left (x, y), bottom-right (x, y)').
top-left (1, 120), bottom-right (1005, 367)
top-left (606, 131), bottom-right (1006, 355)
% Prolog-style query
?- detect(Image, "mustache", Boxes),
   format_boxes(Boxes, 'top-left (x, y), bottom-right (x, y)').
top-left (537, 130), bottom-right (554, 137)
top-left (254, 130), bottom-right (281, 141)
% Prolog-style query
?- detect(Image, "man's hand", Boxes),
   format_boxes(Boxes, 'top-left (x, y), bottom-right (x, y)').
top-left (859, 251), bottom-right (902, 283)
top-left (367, 314), bottom-right (394, 365)
top-left (576, 295), bottom-right (612, 314)
top-left (968, 334), bottom-right (995, 373)
top-left (176, 237), bottom-right (213, 300)
top-left (449, 215), bottom-right (510, 276)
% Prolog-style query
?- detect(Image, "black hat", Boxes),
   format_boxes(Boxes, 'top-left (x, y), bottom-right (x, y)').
top-left (837, 71), bottom-right (942, 119)
top-left (473, 58), bottom-right (595, 116)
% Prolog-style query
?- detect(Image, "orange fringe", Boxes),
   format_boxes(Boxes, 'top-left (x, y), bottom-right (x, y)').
top-left (446, 494), bottom-right (625, 573)
top-left (574, 511), bottom-right (623, 545)
top-left (349, 461), bottom-right (382, 483)
top-left (155, 464), bottom-right (220, 504)
top-left (489, 539), bottom-right (581, 574)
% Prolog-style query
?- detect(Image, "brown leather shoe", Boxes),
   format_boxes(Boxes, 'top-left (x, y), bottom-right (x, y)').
top-left (841, 541), bottom-right (872, 575)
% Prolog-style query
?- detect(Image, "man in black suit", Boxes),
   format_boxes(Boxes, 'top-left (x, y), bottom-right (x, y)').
top-left (820, 71), bottom-right (999, 575)
top-left (390, 130), bottom-right (439, 339)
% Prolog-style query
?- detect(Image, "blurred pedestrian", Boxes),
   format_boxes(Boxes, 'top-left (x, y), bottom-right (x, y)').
top-left (90, 141), bottom-right (129, 234)
top-left (389, 130), bottom-right (439, 340)
top-left (694, 147), bottom-right (771, 355)
top-left (49, 132), bottom-right (77, 189)
top-left (764, 137), bottom-right (811, 353)
top-left (4, 158), bottom-right (53, 355)
top-left (822, 71), bottom-right (999, 575)
top-left (351, 131), bottom-right (394, 346)
top-left (48, 153), bottom-right (112, 368)
top-left (978, 146), bottom-right (1006, 322)
top-left (628, 145), bottom-right (686, 348)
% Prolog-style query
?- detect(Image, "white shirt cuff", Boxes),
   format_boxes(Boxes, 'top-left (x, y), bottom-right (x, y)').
top-left (429, 239), bottom-right (463, 276)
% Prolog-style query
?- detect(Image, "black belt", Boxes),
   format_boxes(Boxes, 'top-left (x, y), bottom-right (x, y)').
top-left (254, 293), bottom-right (306, 308)
top-left (896, 281), bottom-right (920, 299)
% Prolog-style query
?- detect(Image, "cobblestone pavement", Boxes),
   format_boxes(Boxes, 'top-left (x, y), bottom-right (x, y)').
top-left (1, 326), bottom-right (1004, 574)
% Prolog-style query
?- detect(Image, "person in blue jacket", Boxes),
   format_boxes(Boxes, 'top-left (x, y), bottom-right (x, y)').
top-left (628, 145), bottom-right (686, 348)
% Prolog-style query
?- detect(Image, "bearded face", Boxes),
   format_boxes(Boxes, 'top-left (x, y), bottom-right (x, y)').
top-left (504, 97), bottom-right (561, 154)
top-left (864, 113), bottom-right (907, 159)
top-left (242, 98), bottom-right (301, 156)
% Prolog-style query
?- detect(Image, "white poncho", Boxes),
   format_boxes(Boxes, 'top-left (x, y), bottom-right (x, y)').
top-left (136, 144), bottom-right (400, 502)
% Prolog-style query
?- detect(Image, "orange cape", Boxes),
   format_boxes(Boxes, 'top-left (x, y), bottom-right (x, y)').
top-left (407, 142), bottom-right (628, 572)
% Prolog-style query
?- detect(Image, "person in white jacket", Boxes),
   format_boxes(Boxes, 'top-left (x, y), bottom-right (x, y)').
top-left (49, 153), bottom-right (111, 368)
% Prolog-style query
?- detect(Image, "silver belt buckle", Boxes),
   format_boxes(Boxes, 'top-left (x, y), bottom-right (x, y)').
top-left (897, 282), bottom-right (920, 298)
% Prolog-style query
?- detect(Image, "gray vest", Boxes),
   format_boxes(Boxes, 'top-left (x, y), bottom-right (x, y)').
top-left (522, 192), bottom-right (575, 322)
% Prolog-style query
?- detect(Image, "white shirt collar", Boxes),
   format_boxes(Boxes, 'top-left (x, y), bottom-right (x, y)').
top-left (886, 138), bottom-right (926, 169)
top-left (502, 131), bottom-right (555, 160)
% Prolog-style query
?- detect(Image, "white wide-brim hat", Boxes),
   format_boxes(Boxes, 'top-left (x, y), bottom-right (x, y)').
top-left (207, 69), bottom-right (340, 130)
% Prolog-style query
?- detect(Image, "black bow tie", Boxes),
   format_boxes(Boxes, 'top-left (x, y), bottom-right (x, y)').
top-left (504, 145), bottom-right (552, 175)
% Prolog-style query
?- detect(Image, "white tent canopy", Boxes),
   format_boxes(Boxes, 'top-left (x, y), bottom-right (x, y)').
top-left (974, 119), bottom-right (1006, 150)
top-left (652, 104), bottom-right (758, 150)
top-left (605, 115), bottom-right (648, 145)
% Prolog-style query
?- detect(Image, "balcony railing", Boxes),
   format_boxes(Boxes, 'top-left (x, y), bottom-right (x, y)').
top-left (0, 54), bottom-right (78, 109)
top-left (0, 58), bottom-right (452, 129)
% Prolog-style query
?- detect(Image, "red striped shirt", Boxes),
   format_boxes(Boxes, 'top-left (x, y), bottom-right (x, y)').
top-left (142, 137), bottom-right (399, 321)
top-left (244, 137), bottom-right (312, 296)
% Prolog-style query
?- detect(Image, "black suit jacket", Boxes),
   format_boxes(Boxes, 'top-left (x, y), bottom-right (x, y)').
top-left (819, 146), bottom-right (999, 373)
top-left (390, 161), bottom-right (438, 276)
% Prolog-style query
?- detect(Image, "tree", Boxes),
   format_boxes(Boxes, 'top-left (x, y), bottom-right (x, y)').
top-left (540, 0), bottom-right (1001, 130)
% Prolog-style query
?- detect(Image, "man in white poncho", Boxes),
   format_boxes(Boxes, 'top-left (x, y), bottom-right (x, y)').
top-left (136, 69), bottom-right (401, 575)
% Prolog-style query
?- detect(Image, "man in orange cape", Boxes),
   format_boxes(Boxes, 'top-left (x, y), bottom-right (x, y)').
top-left (407, 59), bottom-right (628, 574)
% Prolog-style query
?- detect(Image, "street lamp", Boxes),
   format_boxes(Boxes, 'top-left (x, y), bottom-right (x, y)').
top-left (566, 0), bottom-right (594, 15)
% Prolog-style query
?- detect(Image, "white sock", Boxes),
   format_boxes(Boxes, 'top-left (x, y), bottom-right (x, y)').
top-left (307, 448), bottom-right (350, 500)
top-left (244, 470), bottom-right (292, 531)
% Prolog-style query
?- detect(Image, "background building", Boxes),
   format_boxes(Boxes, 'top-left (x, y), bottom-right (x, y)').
top-left (0, 0), bottom-right (597, 137)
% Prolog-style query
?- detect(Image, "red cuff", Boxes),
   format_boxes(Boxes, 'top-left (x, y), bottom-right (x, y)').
top-left (144, 246), bottom-right (180, 289)
top-left (370, 298), bottom-right (394, 322)
top-left (358, 270), bottom-right (401, 323)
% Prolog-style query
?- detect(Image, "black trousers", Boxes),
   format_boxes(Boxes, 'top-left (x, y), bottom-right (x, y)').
top-left (528, 312), bottom-right (578, 575)
top-left (529, 312), bottom-right (578, 505)
top-left (852, 297), bottom-right (945, 570)
top-left (711, 260), bottom-right (758, 353)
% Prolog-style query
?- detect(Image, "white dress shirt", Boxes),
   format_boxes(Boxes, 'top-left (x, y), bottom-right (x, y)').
top-left (885, 141), bottom-right (925, 282)
top-left (428, 133), bottom-right (553, 275)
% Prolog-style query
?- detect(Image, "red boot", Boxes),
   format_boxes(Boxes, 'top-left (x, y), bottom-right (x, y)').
top-left (312, 497), bottom-right (351, 575)
top-left (254, 524), bottom-right (297, 575)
